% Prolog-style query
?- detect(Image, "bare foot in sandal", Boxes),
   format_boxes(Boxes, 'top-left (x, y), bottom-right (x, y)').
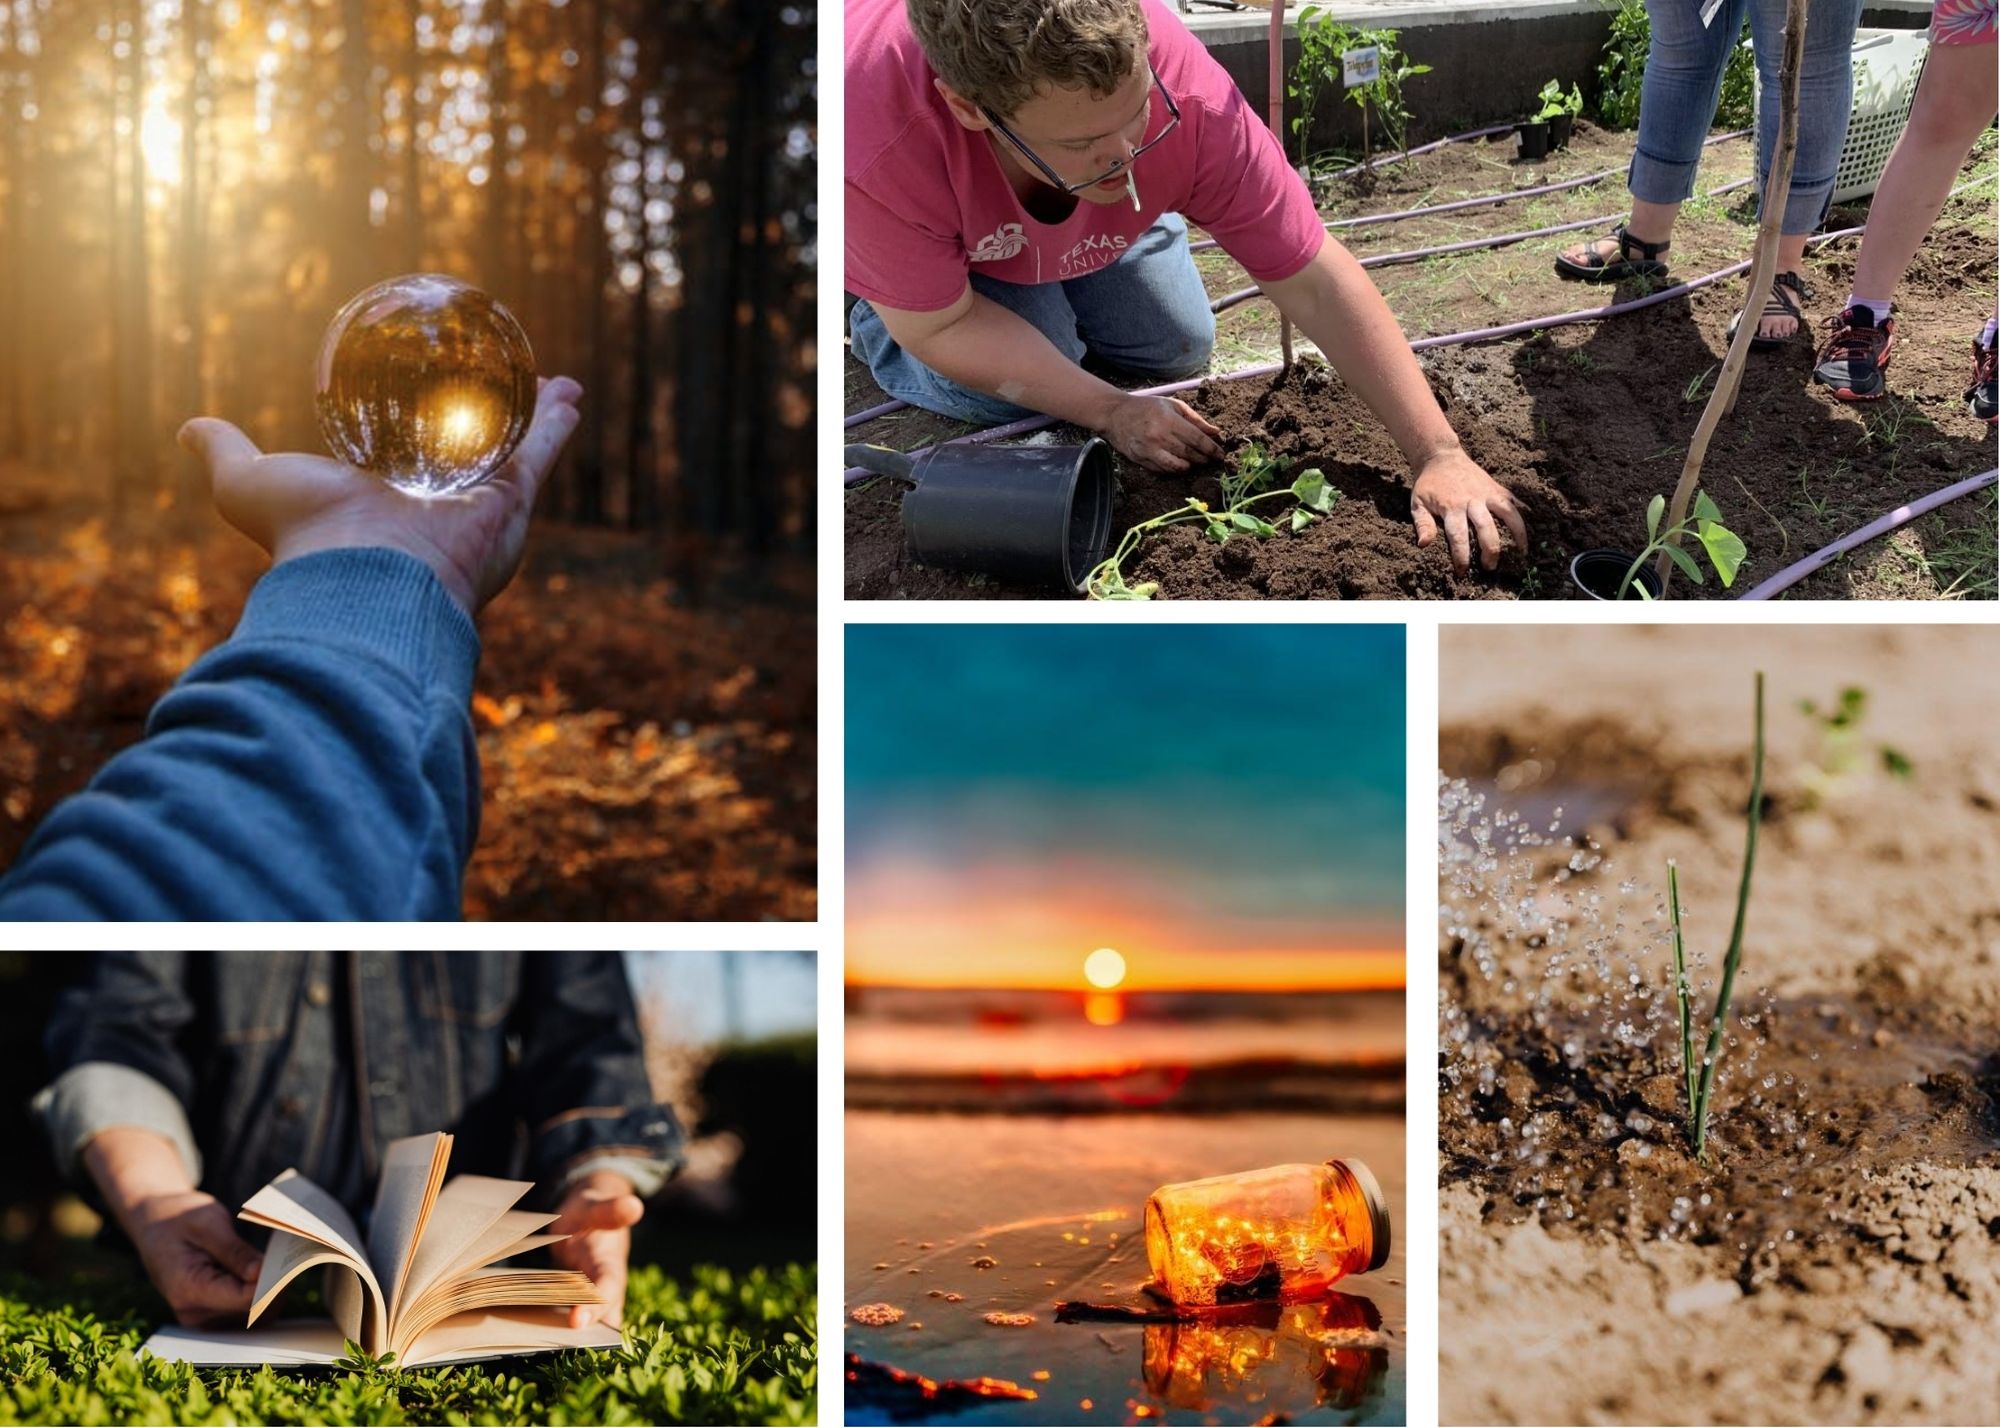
top-left (1553, 224), bottom-right (1672, 283)
top-left (1728, 269), bottom-right (1810, 350)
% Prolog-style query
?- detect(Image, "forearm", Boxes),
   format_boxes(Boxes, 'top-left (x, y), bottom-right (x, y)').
top-left (1265, 239), bottom-right (1463, 474)
top-left (0, 549), bottom-right (479, 920)
top-left (82, 1126), bottom-right (199, 1232)
top-left (903, 295), bottom-right (1129, 430)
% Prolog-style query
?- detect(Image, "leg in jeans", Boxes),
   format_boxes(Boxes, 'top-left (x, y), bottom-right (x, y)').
top-left (847, 281), bottom-right (1086, 425)
top-left (1061, 213), bottom-right (1217, 380)
top-left (1743, 0), bottom-right (1866, 336)
top-left (1559, 0), bottom-right (1743, 270)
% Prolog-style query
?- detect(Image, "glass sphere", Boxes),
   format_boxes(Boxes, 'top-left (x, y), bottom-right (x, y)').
top-left (314, 273), bottom-right (536, 497)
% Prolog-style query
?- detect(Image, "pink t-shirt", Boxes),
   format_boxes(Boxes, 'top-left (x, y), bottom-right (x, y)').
top-left (845, 0), bottom-right (1326, 312)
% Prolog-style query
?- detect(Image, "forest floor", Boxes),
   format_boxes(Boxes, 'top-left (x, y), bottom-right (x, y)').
top-left (845, 122), bottom-right (1999, 601)
top-left (0, 483), bottom-right (816, 919)
top-left (1438, 625), bottom-right (2000, 1425)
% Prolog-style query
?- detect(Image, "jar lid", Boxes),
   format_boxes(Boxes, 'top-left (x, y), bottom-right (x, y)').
top-left (1327, 1157), bottom-right (1392, 1272)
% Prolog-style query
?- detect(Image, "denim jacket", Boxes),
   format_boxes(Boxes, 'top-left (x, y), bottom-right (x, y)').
top-left (34, 952), bottom-right (682, 1221)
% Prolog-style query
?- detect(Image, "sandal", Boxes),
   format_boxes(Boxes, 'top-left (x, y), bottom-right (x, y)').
top-left (1553, 224), bottom-right (1671, 283)
top-left (1727, 270), bottom-right (1809, 352)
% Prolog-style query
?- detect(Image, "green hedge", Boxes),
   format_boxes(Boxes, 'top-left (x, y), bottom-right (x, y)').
top-left (0, 1263), bottom-right (816, 1426)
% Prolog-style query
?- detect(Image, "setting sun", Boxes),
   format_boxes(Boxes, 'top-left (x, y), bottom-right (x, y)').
top-left (1083, 947), bottom-right (1126, 989)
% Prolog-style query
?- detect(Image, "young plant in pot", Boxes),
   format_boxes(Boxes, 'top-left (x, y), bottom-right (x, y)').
top-left (1569, 490), bottom-right (1746, 599)
top-left (1544, 80), bottom-right (1584, 148)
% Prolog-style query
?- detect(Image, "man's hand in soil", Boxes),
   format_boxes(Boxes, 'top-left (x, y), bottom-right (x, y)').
top-left (179, 375), bottom-right (584, 618)
top-left (1411, 448), bottom-right (1528, 576)
top-left (550, 1170), bottom-right (644, 1329)
top-left (1102, 393), bottom-right (1226, 473)
top-left (83, 1127), bottom-right (264, 1329)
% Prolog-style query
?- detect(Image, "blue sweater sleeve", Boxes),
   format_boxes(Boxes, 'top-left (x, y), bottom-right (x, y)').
top-left (0, 548), bottom-right (481, 921)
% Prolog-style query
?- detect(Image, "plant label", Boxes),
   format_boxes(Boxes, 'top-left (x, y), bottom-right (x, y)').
top-left (1342, 47), bottom-right (1379, 88)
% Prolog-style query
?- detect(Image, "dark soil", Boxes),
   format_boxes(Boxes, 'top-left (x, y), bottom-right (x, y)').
top-left (845, 125), bottom-right (1998, 601)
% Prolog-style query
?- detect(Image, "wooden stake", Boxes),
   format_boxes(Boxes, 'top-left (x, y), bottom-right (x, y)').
top-left (1269, 0), bottom-right (1294, 370)
top-left (1655, 0), bottom-right (1808, 595)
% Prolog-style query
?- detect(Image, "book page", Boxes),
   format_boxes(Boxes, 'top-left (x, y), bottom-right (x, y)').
top-left (402, 1308), bottom-right (621, 1368)
top-left (391, 1266), bottom-right (598, 1358)
top-left (142, 1321), bottom-right (349, 1367)
top-left (366, 1132), bottom-right (453, 1321)
top-left (394, 1175), bottom-right (535, 1326)
top-left (239, 1170), bottom-right (387, 1349)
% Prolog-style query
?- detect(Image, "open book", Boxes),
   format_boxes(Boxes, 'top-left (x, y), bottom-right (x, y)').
top-left (141, 1131), bottom-right (622, 1367)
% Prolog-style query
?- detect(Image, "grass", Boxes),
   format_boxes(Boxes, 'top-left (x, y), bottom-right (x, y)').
top-left (0, 1261), bottom-right (816, 1425)
top-left (1666, 671), bottom-right (1766, 1163)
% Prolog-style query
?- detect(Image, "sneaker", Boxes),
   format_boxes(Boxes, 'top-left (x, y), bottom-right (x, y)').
top-left (1812, 305), bottom-right (1895, 401)
top-left (1966, 335), bottom-right (1997, 424)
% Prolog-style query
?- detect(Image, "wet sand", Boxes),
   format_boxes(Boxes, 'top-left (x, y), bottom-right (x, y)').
top-left (847, 1111), bottom-right (1406, 1425)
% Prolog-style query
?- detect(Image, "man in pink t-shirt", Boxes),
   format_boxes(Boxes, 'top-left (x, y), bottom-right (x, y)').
top-left (846, 0), bottom-right (1525, 574)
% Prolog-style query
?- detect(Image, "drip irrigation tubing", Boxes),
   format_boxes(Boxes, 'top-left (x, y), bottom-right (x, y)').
top-left (845, 398), bottom-right (908, 428)
top-left (1208, 176), bottom-right (1758, 316)
top-left (1316, 121), bottom-right (1520, 180)
top-left (1735, 469), bottom-right (1998, 600)
top-left (1186, 129), bottom-right (1750, 254)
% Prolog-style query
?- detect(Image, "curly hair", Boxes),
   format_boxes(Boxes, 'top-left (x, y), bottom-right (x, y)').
top-left (906, 0), bottom-right (1149, 117)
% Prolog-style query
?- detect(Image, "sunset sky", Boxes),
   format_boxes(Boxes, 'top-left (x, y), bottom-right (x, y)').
top-left (846, 625), bottom-right (1405, 991)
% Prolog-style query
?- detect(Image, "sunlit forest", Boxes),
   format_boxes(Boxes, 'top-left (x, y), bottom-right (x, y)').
top-left (0, 0), bottom-right (817, 919)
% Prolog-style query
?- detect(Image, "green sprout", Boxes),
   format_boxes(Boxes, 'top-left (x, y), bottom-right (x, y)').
top-left (1666, 671), bottom-right (1765, 1163)
top-left (1797, 686), bottom-right (1914, 806)
top-left (1620, 491), bottom-right (1746, 599)
top-left (1085, 444), bottom-right (1338, 600)
top-left (1534, 80), bottom-right (1579, 123)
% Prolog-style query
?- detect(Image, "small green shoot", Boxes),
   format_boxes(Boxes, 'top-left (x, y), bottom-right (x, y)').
top-left (1796, 686), bottom-right (1914, 806)
top-left (1618, 491), bottom-right (1746, 599)
top-left (1534, 79), bottom-right (1580, 122)
top-left (1666, 672), bottom-right (1765, 1163)
top-left (1085, 445), bottom-right (1338, 600)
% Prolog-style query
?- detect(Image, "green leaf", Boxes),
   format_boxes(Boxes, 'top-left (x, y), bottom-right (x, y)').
top-left (1206, 520), bottom-right (1230, 543)
top-left (1291, 508), bottom-right (1313, 532)
top-left (1645, 493), bottom-right (1665, 542)
top-left (1229, 511), bottom-right (1262, 531)
top-left (1695, 520), bottom-right (1746, 586)
top-left (1291, 468), bottom-right (1336, 512)
top-left (1880, 746), bottom-right (1914, 780)
top-left (1661, 541), bottom-right (1705, 585)
top-left (1692, 489), bottom-right (1724, 526)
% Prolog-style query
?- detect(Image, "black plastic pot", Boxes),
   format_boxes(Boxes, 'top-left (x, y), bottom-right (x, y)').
top-left (1550, 113), bottom-right (1575, 149)
top-left (1570, 548), bottom-right (1664, 600)
top-left (1517, 120), bottom-right (1551, 161)
top-left (845, 438), bottom-right (1115, 591)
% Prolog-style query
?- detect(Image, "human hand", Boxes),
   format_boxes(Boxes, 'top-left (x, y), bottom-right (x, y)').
top-left (1410, 448), bottom-right (1528, 576)
top-left (83, 1128), bottom-right (264, 1329)
top-left (1101, 393), bottom-right (1226, 473)
top-left (179, 376), bottom-right (584, 617)
top-left (549, 1170), bottom-right (644, 1329)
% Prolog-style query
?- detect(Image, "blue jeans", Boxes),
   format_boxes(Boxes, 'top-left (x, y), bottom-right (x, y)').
top-left (849, 212), bottom-right (1218, 425)
top-left (1631, 0), bottom-right (1866, 233)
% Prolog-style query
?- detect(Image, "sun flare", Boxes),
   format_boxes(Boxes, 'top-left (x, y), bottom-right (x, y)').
top-left (1083, 947), bottom-right (1126, 990)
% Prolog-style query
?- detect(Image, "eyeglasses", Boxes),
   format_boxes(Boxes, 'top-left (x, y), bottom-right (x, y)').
top-left (983, 63), bottom-right (1181, 195)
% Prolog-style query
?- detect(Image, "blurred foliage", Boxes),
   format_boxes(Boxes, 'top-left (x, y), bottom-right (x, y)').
top-left (0, 1261), bottom-right (815, 1425)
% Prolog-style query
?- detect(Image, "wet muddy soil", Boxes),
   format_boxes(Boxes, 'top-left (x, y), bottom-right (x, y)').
top-left (1438, 625), bottom-right (2000, 1425)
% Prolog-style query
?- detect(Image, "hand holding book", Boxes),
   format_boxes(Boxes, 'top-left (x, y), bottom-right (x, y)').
top-left (142, 1131), bottom-right (624, 1367)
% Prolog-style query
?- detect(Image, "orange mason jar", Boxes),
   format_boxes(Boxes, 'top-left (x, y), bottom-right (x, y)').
top-left (1143, 1158), bottom-right (1390, 1306)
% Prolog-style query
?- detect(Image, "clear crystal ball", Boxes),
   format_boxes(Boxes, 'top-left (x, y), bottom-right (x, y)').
top-left (314, 273), bottom-right (536, 497)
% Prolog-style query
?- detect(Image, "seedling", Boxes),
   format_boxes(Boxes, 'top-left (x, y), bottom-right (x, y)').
top-left (1085, 444), bottom-right (1339, 600)
top-left (1290, 15), bottom-right (1430, 169)
top-left (1666, 671), bottom-right (1765, 1163)
top-left (1796, 686), bottom-right (1913, 806)
top-left (1616, 491), bottom-right (1746, 599)
top-left (1535, 80), bottom-right (1581, 122)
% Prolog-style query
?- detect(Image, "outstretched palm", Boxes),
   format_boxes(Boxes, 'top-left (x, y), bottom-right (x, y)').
top-left (181, 375), bottom-right (583, 615)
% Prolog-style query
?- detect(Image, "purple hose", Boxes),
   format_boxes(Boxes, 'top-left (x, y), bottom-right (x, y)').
top-left (1736, 469), bottom-right (1999, 600)
top-left (1189, 129), bottom-right (1751, 254)
top-left (1318, 122), bottom-right (1520, 180)
top-left (845, 399), bottom-right (909, 428)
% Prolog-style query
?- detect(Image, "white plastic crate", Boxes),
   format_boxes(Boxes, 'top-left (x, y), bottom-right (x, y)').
top-left (1755, 27), bottom-right (1929, 205)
